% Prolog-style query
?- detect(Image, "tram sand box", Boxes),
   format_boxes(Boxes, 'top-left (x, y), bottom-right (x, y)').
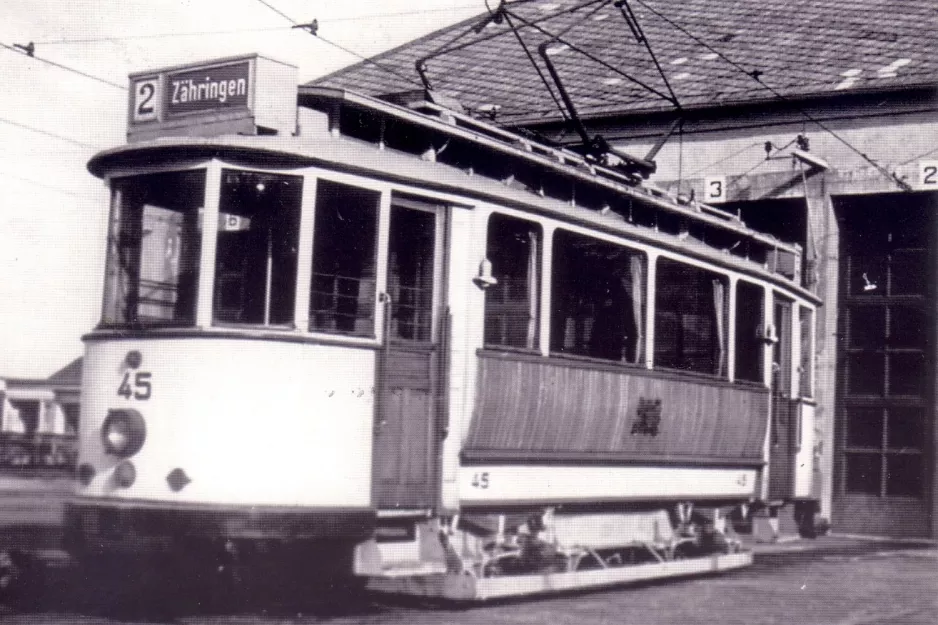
top-left (62, 53), bottom-right (820, 602)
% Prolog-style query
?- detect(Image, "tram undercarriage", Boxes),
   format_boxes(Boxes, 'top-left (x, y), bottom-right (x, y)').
top-left (355, 505), bottom-right (749, 601)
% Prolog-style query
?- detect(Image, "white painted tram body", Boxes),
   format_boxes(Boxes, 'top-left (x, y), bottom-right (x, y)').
top-left (65, 55), bottom-right (820, 600)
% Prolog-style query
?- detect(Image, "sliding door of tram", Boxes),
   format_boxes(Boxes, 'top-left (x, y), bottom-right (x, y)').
top-left (373, 197), bottom-right (446, 510)
top-left (768, 296), bottom-right (797, 501)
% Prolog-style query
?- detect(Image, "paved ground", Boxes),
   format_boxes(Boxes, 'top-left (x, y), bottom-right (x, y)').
top-left (1, 535), bottom-right (935, 625)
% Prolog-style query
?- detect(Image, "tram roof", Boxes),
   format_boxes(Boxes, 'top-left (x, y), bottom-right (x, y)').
top-left (88, 129), bottom-right (818, 305)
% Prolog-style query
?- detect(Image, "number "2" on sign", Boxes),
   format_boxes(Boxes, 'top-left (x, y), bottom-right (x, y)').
top-left (132, 79), bottom-right (159, 122)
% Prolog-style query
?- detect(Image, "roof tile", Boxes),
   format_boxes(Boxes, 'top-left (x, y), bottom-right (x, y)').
top-left (310, 0), bottom-right (938, 124)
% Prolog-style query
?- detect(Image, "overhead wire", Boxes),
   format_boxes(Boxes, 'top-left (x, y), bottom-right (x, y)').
top-left (0, 41), bottom-right (126, 90)
top-left (631, 0), bottom-right (911, 192)
top-left (417, 0), bottom-right (607, 69)
top-left (684, 141), bottom-right (764, 178)
top-left (0, 116), bottom-right (99, 150)
top-left (415, 3), bottom-right (510, 90)
top-left (33, 26), bottom-right (291, 46)
top-left (253, 0), bottom-right (296, 24)
top-left (0, 171), bottom-right (86, 197)
top-left (899, 145), bottom-right (938, 166)
top-left (500, 5), bottom-right (678, 106)
top-left (250, 0), bottom-right (423, 87)
top-left (502, 10), bottom-right (570, 122)
top-left (32, 6), bottom-right (484, 47)
top-left (615, 0), bottom-right (680, 109)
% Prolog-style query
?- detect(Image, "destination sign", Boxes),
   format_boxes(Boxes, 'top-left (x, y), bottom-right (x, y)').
top-left (165, 61), bottom-right (250, 116)
top-left (127, 54), bottom-right (296, 142)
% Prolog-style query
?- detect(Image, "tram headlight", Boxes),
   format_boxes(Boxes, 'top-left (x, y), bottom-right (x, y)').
top-left (101, 409), bottom-right (146, 458)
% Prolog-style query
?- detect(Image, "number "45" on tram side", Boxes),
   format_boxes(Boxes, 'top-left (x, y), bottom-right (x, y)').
top-left (118, 372), bottom-right (152, 400)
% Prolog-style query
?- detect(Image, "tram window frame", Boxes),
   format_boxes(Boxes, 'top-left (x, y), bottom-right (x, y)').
top-left (308, 180), bottom-right (380, 337)
top-left (653, 257), bottom-right (729, 377)
top-left (549, 229), bottom-right (646, 365)
top-left (101, 169), bottom-right (205, 328)
top-left (735, 281), bottom-right (765, 384)
top-left (483, 213), bottom-right (542, 351)
top-left (799, 306), bottom-right (815, 398)
top-left (212, 169), bottom-right (303, 327)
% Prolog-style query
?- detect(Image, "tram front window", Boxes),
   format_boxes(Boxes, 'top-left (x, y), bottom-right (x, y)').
top-left (102, 170), bottom-right (205, 327)
top-left (214, 170), bottom-right (302, 326)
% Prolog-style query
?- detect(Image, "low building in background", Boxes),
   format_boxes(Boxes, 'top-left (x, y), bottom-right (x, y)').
top-left (1, 358), bottom-right (81, 475)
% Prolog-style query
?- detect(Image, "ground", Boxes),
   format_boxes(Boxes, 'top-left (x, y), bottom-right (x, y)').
top-left (0, 535), bottom-right (934, 624)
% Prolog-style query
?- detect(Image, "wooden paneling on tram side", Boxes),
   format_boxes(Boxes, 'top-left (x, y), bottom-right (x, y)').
top-left (465, 351), bottom-right (769, 466)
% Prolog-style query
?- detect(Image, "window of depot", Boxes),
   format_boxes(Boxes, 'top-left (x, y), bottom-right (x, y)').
top-left (654, 258), bottom-right (728, 377)
top-left (309, 180), bottom-right (380, 336)
top-left (550, 230), bottom-right (646, 365)
top-left (213, 170), bottom-right (303, 326)
top-left (484, 214), bottom-right (541, 350)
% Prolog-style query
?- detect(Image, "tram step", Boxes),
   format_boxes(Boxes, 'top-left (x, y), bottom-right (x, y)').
top-left (372, 561), bottom-right (448, 578)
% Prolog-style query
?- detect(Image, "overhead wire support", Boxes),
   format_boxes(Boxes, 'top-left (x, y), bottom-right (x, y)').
top-left (414, 7), bottom-right (504, 91)
top-left (0, 41), bottom-right (126, 90)
top-left (414, 0), bottom-right (607, 74)
top-left (632, 0), bottom-right (911, 192)
top-left (251, 0), bottom-right (422, 87)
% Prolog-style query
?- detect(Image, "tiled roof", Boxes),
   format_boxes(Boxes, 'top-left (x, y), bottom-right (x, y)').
top-left (47, 357), bottom-right (82, 386)
top-left (309, 0), bottom-right (938, 125)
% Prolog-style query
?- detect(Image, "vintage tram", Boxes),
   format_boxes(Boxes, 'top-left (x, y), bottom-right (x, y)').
top-left (64, 55), bottom-right (819, 600)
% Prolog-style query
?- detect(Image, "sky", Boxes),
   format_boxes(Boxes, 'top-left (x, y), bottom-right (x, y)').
top-left (0, 0), bottom-right (486, 378)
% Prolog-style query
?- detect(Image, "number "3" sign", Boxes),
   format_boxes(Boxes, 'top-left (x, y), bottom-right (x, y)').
top-left (703, 176), bottom-right (727, 203)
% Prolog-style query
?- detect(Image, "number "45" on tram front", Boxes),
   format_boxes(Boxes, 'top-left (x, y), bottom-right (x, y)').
top-left (118, 371), bottom-right (152, 400)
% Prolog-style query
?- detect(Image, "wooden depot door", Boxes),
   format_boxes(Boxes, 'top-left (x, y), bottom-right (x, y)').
top-left (373, 198), bottom-right (446, 511)
top-left (768, 296), bottom-right (796, 502)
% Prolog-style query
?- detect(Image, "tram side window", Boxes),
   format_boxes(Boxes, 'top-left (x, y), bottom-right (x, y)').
top-left (484, 214), bottom-right (541, 350)
top-left (213, 170), bottom-right (302, 326)
top-left (550, 230), bottom-right (646, 364)
top-left (102, 170), bottom-right (205, 326)
top-left (735, 282), bottom-right (764, 383)
top-left (309, 180), bottom-right (380, 336)
top-left (654, 258), bottom-right (728, 376)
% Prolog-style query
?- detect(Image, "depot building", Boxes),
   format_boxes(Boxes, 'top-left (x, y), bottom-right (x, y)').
top-left (312, 0), bottom-right (938, 539)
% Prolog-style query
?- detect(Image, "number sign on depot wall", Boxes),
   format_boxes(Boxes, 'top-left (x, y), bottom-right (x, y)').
top-left (703, 176), bottom-right (728, 203)
top-left (920, 161), bottom-right (938, 190)
top-left (125, 54), bottom-right (298, 142)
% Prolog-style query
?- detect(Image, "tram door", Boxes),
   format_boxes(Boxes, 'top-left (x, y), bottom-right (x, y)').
top-left (373, 197), bottom-right (446, 510)
top-left (768, 296), bottom-right (796, 500)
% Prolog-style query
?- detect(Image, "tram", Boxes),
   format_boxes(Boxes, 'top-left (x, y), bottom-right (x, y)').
top-left (64, 54), bottom-right (819, 600)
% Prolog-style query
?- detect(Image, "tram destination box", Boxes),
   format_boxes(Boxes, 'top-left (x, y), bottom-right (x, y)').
top-left (126, 53), bottom-right (297, 142)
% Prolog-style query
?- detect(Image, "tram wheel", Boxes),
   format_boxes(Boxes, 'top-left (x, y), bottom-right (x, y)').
top-left (0, 550), bottom-right (23, 604)
top-left (0, 550), bottom-right (44, 609)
